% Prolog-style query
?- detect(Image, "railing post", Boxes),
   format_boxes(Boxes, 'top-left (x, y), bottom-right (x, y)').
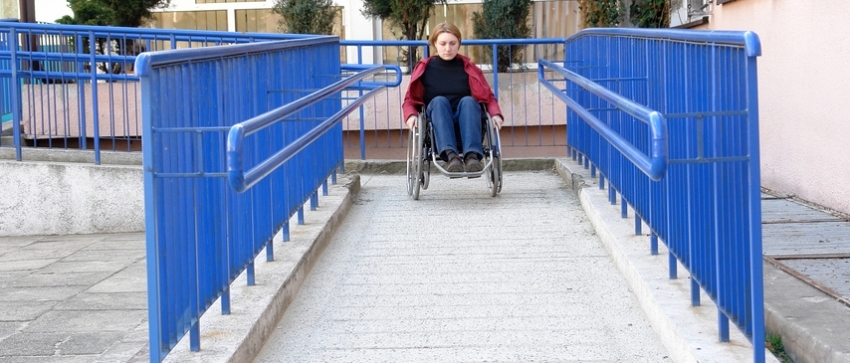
top-left (669, 252), bottom-right (677, 279)
top-left (266, 241), bottom-right (274, 262)
top-left (247, 261), bottom-right (255, 286)
top-left (621, 197), bottom-right (627, 218)
top-left (691, 278), bottom-right (700, 306)
top-left (9, 28), bottom-right (22, 161)
top-left (491, 44), bottom-right (498, 99)
top-left (719, 310), bottom-right (730, 342)
top-left (298, 206), bottom-right (305, 225)
top-left (221, 287), bottom-right (231, 314)
top-left (634, 215), bottom-right (642, 235)
top-left (650, 232), bottom-right (658, 255)
top-left (189, 322), bottom-right (200, 352)
top-left (357, 46), bottom-right (366, 160)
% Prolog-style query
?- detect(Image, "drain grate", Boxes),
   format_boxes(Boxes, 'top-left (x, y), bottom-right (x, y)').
top-left (765, 254), bottom-right (850, 308)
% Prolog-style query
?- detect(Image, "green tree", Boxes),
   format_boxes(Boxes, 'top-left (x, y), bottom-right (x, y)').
top-left (578, 0), bottom-right (624, 28)
top-left (629, 0), bottom-right (670, 28)
top-left (55, 0), bottom-right (169, 74)
top-left (361, 0), bottom-right (447, 71)
top-left (97, 0), bottom-right (171, 28)
top-left (472, 0), bottom-right (531, 73)
top-left (272, 0), bottom-right (337, 35)
top-left (56, 0), bottom-right (170, 27)
top-left (55, 0), bottom-right (110, 26)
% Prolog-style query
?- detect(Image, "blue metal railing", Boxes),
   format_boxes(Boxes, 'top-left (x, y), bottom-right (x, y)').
top-left (4, 22), bottom-right (766, 361)
top-left (539, 28), bottom-right (764, 362)
top-left (0, 22), bottom-right (309, 163)
top-left (340, 38), bottom-right (569, 158)
top-left (0, 21), bottom-right (572, 162)
top-left (137, 35), bottom-right (400, 362)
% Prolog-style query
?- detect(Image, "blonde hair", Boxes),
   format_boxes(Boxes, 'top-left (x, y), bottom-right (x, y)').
top-left (428, 22), bottom-right (462, 47)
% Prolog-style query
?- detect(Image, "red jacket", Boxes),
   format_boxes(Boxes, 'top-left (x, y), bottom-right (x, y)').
top-left (402, 54), bottom-right (503, 123)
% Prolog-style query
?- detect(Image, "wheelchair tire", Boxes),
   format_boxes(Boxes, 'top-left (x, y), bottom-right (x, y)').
top-left (422, 159), bottom-right (430, 190)
top-left (488, 156), bottom-right (500, 197)
top-left (484, 114), bottom-right (503, 197)
top-left (406, 128), bottom-right (415, 196)
top-left (412, 115), bottom-right (427, 200)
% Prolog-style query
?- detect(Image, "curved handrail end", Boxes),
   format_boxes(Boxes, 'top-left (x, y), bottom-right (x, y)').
top-left (743, 31), bottom-right (762, 57)
top-left (648, 111), bottom-right (668, 181)
top-left (135, 53), bottom-right (152, 77)
top-left (227, 124), bottom-right (247, 193)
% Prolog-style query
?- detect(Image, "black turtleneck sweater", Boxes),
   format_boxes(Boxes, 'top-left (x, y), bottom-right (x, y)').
top-left (421, 57), bottom-right (470, 110)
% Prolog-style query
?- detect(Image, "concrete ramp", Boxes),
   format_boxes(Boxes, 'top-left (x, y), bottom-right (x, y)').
top-left (252, 171), bottom-right (670, 362)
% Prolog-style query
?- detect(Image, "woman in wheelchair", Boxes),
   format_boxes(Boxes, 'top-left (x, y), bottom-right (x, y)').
top-left (402, 22), bottom-right (504, 173)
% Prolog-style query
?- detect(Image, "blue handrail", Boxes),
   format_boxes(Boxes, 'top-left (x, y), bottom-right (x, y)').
top-left (538, 58), bottom-right (667, 181)
top-left (226, 64), bottom-right (401, 193)
top-left (0, 21), bottom-right (314, 41)
top-left (541, 27), bottom-right (765, 363)
top-left (570, 28), bottom-right (762, 57)
top-left (135, 37), bottom-right (338, 76)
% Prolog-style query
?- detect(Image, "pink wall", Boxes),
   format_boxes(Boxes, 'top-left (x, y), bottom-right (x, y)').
top-left (697, 0), bottom-right (850, 215)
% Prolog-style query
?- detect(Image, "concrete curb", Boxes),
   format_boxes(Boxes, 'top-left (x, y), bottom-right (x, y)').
top-left (554, 158), bottom-right (778, 363)
top-left (161, 174), bottom-right (361, 363)
top-left (343, 157), bottom-right (557, 175)
top-left (763, 262), bottom-right (850, 363)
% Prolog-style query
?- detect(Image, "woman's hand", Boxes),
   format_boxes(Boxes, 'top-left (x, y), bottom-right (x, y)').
top-left (492, 115), bottom-right (504, 130)
top-left (405, 115), bottom-right (418, 130)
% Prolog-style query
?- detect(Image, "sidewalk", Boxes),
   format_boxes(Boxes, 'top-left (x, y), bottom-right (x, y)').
top-left (0, 158), bottom-right (848, 363)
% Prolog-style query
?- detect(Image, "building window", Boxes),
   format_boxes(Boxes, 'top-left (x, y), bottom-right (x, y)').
top-left (236, 7), bottom-right (345, 36)
top-left (235, 9), bottom-right (278, 33)
top-left (149, 10), bottom-right (228, 31)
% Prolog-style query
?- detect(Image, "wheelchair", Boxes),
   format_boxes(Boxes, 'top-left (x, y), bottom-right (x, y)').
top-left (406, 104), bottom-right (503, 200)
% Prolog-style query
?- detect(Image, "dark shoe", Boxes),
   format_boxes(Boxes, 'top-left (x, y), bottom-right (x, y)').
top-left (465, 153), bottom-right (483, 172)
top-left (446, 155), bottom-right (464, 173)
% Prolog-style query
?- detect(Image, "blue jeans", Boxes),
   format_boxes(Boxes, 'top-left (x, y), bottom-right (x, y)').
top-left (426, 96), bottom-right (482, 161)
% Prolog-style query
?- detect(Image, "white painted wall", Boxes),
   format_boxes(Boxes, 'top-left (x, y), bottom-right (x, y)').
top-left (695, 0), bottom-right (850, 215)
top-left (35, 0), bottom-right (71, 23)
top-left (0, 161), bottom-right (144, 236)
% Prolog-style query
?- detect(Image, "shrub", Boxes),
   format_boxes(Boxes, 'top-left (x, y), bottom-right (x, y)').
top-left (630, 0), bottom-right (670, 28)
top-left (273, 0), bottom-right (337, 35)
top-left (472, 0), bottom-right (532, 73)
top-left (578, 0), bottom-right (624, 28)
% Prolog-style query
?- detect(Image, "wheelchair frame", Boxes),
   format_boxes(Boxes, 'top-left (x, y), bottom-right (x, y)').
top-left (406, 105), bottom-right (503, 200)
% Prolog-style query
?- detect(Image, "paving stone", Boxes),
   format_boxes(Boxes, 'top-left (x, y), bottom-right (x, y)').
top-left (24, 310), bottom-right (146, 333)
top-left (56, 292), bottom-right (147, 311)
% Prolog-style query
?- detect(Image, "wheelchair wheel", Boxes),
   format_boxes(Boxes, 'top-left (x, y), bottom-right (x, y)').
top-left (406, 127), bottom-right (419, 198)
top-left (484, 115), bottom-right (503, 197)
top-left (422, 157), bottom-right (430, 190)
top-left (407, 114), bottom-right (431, 200)
top-left (488, 156), bottom-right (502, 196)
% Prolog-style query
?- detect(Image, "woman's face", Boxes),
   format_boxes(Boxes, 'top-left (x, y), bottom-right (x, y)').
top-left (434, 32), bottom-right (460, 61)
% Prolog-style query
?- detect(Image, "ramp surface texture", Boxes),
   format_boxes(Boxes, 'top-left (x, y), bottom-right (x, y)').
top-left (253, 171), bottom-right (670, 362)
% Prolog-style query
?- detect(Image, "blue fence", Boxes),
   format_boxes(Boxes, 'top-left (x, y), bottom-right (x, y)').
top-left (0, 21), bottom-right (572, 162)
top-left (0, 22), bottom-right (310, 163)
top-left (539, 28), bottom-right (764, 362)
top-left (137, 36), bottom-right (400, 362)
top-left (5, 22), bottom-right (768, 361)
top-left (340, 38), bottom-right (569, 158)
